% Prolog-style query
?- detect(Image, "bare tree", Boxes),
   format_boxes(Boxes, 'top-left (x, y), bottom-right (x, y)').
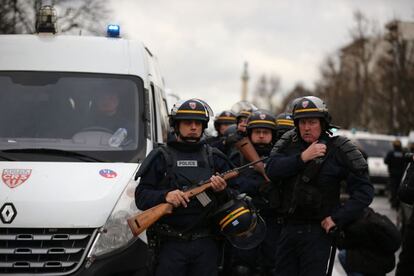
top-left (0, 0), bottom-right (110, 35)
top-left (252, 74), bottom-right (281, 112)
top-left (278, 83), bottom-right (312, 114)
top-left (344, 11), bottom-right (382, 129)
top-left (312, 11), bottom-right (385, 131)
top-left (378, 20), bottom-right (414, 135)
top-left (314, 55), bottom-right (354, 128)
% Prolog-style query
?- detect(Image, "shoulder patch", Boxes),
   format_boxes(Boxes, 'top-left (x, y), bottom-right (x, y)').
top-left (332, 136), bottom-right (368, 173)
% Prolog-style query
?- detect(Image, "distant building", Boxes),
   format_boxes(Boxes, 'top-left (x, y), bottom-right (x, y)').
top-left (338, 20), bottom-right (414, 133)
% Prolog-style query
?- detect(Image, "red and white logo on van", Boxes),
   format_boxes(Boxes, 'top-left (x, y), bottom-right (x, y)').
top-left (2, 169), bottom-right (32, 188)
top-left (99, 169), bottom-right (117, 178)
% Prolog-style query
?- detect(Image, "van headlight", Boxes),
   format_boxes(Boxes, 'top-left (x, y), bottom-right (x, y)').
top-left (88, 178), bottom-right (145, 257)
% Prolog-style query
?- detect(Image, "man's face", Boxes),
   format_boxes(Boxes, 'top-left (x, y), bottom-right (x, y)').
top-left (298, 118), bottom-right (322, 143)
top-left (97, 94), bottom-right (119, 115)
top-left (237, 117), bottom-right (248, 132)
top-left (218, 123), bottom-right (232, 135)
top-left (251, 128), bottom-right (272, 144)
top-left (178, 120), bottom-right (203, 141)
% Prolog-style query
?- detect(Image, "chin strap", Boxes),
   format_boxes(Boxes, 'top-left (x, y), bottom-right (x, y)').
top-left (178, 133), bottom-right (201, 143)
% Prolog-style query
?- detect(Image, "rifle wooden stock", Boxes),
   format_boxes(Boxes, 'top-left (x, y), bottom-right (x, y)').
top-left (235, 137), bottom-right (271, 182)
top-left (127, 170), bottom-right (239, 237)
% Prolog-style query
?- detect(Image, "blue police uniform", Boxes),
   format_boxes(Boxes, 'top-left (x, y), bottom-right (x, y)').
top-left (384, 145), bottom-right (409, 208)
top-left (266, 130), bottom-right (374, 276)
top-left (230, 147), bottom-right (282, 275)
top-left (135, 140), bottom-right (235, 276)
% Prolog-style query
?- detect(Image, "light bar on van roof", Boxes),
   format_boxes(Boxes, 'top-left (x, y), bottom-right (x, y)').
top-left (107, 24), bottom-right (120, 37)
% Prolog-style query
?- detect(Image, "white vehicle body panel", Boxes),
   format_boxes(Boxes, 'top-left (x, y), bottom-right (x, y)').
top-left (0, 31), bottom-right (169, 274)
top-left (0, 35), bottom-right (146, 79)
top-left (0, 162), bottom-right (137, 228)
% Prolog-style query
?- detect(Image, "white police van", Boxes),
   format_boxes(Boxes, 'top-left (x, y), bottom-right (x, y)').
top-left (0, 8), bottom-right (169, 275)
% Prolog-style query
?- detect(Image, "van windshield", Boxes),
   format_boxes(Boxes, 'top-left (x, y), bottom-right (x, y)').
top-left (355, 138), bottom-right (392, 158)
top-left (0, 72), bottom-right (146, 162)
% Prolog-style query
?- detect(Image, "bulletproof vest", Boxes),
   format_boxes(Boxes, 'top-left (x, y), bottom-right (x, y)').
top-left (157, 144), bottom-right (216, 231)
top-left (272, 131), bottom-right (333, 219)
top-left (399, 162), bottom-right (414, 205)
top-left (162, 145), bottom-right (215, 189)
top-left (387, 149), bottom-right (407, 176)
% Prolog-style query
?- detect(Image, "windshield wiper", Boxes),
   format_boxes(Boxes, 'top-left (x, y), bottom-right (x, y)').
top-left (2, 148), bottom-right (106, 162)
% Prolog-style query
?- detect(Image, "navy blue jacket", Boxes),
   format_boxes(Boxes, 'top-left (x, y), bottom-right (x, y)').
top-left (266, 133), bottom-right (374, 226)
top-left (135, 141), bottom-right (237, 231)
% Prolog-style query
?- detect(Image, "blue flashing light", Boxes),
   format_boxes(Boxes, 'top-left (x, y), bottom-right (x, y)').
top-left (107, 24), bottom-right (120, 37)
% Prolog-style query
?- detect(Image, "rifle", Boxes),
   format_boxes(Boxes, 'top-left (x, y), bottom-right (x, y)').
top-left (127, 158), bottom-right (268, 237)
top-left (235, 137), bottom-right (271, 182)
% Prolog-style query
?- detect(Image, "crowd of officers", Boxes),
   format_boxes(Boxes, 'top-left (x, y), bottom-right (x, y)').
top-left (134, 96), bottom-right (413, 276)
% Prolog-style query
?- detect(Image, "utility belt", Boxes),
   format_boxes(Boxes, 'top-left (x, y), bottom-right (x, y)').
top-left (153, 224), bottom-right (213, 241)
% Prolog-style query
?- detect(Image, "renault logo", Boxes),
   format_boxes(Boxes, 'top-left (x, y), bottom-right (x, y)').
top-left (0, 203), bottom-right (17, 224)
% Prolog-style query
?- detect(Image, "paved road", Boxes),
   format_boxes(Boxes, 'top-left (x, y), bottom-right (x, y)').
top-left (332, 195), bottom-right (398, 276)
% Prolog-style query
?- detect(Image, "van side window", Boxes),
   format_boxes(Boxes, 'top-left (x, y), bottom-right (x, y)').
top-left (150, 84), bottom-right (158, 143)
top-left (156, 90), bottom-right (169, 143)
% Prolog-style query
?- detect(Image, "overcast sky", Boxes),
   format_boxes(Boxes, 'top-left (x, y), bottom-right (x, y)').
top-left (110, 0), bottom-right (413, 114)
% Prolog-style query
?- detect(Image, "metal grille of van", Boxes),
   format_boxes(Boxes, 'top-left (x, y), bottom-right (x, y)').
top-left (0, 228), bottom-right (96, 274)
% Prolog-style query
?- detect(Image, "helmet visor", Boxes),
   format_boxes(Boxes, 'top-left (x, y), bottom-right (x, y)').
top-left (227, 214), bottom-right (266, 250)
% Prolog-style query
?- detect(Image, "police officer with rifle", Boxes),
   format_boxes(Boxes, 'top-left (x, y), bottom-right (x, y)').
top-left (265, 96), bottom-right (374, 276)
top-left (134, 99), bottom-right (256, 276)
top-left (229, 110), bottom-right (283, 275)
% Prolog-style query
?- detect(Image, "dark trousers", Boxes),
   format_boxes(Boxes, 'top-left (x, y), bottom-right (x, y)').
top-left (396, 213), bottom-right (414, 276)
top-left (274, 223), bottom-right (331, 276)
top-left (232, 217), bottom-right (283, 274)
top-left (155, 237), bottom-right (219, 276)
top-left (388, 175), bottom-right (403, 208)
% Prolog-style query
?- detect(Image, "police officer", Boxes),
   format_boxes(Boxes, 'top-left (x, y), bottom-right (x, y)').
top-left (221, 101), bottom-right (257, 161)
top-left (384, 139), bottom-right (409, 209)
top-left (231, 100), bottom-right (257, 134)
top-left (214, 110), bottom-right (237, 137)
top-left (266, 96), bottom-right (374, 276)
top-left (396, 153), bottom-right (414, 276)
top-left (275, 112), bottom-right (294, 141)
top-left (229, 110), bottom-right (282, 276)
top-left (205, 110), bottom-right (237, 154)
top-left (135, 99), bottom-right (236, 276)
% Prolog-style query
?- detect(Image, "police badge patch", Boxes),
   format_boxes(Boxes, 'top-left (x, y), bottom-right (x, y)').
top-left (2, 169), bottom-right (32, 188)
top-left (189, 102), bottom-right (196, 109)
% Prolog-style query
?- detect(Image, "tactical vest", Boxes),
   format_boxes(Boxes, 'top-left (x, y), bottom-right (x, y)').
top-left (271, 130), bottom-right (368, 221)
top-left (157, 144), bottom-right (217, 231)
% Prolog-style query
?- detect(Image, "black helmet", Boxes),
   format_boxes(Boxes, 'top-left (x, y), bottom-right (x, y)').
top-left (276, 112), bottom-right (294, 131)
top-left (275, 112), bottom-right (294, 140)
top-left (170, 98), bottom-right (213, 130)
top-left (214, 110), bottom-right (237, 131)
top-left (292, 96), bottom-right (331, 125)
top-left (246, 110), bottom-right (277, 132)
top-left (213, 196), bottom-right (266, 250)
